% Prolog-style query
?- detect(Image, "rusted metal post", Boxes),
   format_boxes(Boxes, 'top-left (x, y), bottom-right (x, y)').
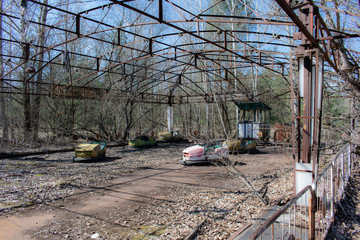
top-left (301, 55), bottom-right (312, 163)
top-left (312, 50), bottom-right (319, 178)
top-left (309, 189), bottom-right (316, 240)
top-left (331, 164), bottom-right (335, 221)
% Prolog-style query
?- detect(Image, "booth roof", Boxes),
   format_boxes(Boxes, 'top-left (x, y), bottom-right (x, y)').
top-left (234, 102), bottom-right (271, 110)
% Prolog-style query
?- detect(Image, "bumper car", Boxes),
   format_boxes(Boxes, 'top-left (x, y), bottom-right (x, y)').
top-left (73, 142), bottom-right (106, 162)
top-left (128, 135), bottom-right (157, 148)
top-left (179, 145), bottom-right (228, 165)
top-left (157, 130), bottom-right (182, 141)
top-left (223, 139), bottom-right (257, 154)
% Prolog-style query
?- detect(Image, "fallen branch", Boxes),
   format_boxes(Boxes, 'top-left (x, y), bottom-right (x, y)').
top-left (220, 157), bottom-right (268, 205)
top-left (184, 220), bottom-right (206, 240)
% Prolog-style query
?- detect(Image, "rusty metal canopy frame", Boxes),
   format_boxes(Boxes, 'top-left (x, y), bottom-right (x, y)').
top-left (0, 0), bottom-right (359, 105)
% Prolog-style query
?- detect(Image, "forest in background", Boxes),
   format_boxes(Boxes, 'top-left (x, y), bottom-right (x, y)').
top-left (0, 0), bottom-right (358, 147)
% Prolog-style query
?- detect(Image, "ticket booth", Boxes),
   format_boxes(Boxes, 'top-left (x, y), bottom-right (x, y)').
top-left (235, 102), bottom-right (271, 140)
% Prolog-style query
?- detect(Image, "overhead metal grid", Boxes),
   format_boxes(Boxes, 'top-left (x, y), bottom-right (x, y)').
top-left (0, 0), bottom-right (312, 105)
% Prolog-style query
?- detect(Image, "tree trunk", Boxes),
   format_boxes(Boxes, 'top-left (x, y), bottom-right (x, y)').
top-left (32, 0), bottom-right (49, 142)
top-left (122, 100), bottom-right (135, 141)
top-left (20, 5), bottom-right (31, 142)
top-left (221, 102), bottom-right (231, 137)
top-left (0, 1), bottom-right (9, 143)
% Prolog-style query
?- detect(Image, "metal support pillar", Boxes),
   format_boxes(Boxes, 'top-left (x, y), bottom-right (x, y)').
top-left (284, 0), bottom-right (325, 196)
top-left (302, 55), bottom-right (312, 164)
top-left (167, 105), bottom-right (173, 132)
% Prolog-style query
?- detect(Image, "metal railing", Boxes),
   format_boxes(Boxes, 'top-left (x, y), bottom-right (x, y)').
top-left (250, 144), bottom-right (354, 240)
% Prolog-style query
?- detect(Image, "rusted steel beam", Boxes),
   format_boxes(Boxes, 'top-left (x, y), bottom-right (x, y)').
top-left (49, 84), bottom-right (107, 99)
top-left (28, 0), bottom-right (73, 16)
top-left (1, 51), bottom-right (172, 84)
top-left (319, 34), bottom-right (360, 41)
top-left (78, 3), bottom-right (115, 15)
top-left (25, 2), bottom-right (288, 57)
top-left (25, 1), bottom-right (177, 54)
top-left (154, 44), bottom-right (293, 59)
top-left (116, 1), bottom-right (286, 77)
top-left (169, 19), bottom-right (296, 26)
top-left (0, 36), bottom-right (147, 83)
top-left (140, 28), bottom-right (292, 40)
top-left (46, 85), bottom-right (248, 104)
top-left (290, 1), bottom-right (312, 11)
top-left (317, 4), bottom-right (360, 18)
top-left (0, 51), bottom-right (112, 75)
top-left (1, 12), bottom-right (71, 35)
top-left (2, 0), bottom-right (298, 106)
top-left (110, 0), bottom-right (161, 23)
top-left (3, 8), bottom-right (198, 87)
top-left (199, 14), bottom-right (295, 24)
top-left (1, 37), bottom-right (185, 89)
top-left (275, 0), bottom-right (339, 72)
top-left (275, 0), bottom-right (316, 45)
top-left (2, 2), bottom-right (292, 85)
top-left (0, 90), bottom-right (47, 97)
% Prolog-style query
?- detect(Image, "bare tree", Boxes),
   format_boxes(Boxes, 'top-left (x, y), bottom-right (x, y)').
top-left (320, 0), bottom-right (359, 90)
top-left (32, 0), bottom-right (49, 141)
top-left (20, 1), bottom-right (32, 142)
top-left (0, 1), bottom-right (9, 143)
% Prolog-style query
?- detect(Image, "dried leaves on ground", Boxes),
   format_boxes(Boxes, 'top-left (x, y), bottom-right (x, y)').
top-left (1, 143), bottom-right (294, 239)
